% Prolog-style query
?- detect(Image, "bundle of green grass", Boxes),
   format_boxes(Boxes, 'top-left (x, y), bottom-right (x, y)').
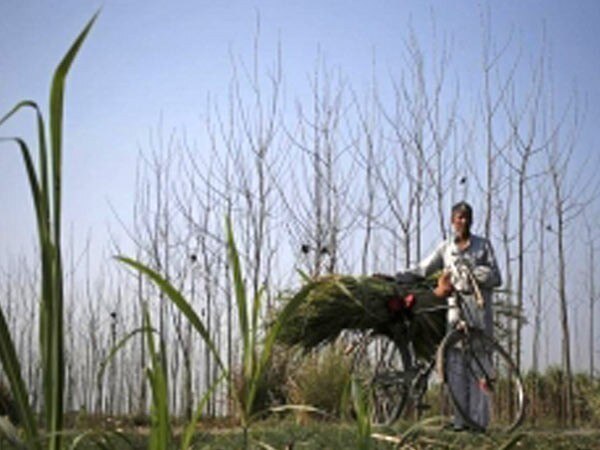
top-left (278, 275), bottom-right (448, 360)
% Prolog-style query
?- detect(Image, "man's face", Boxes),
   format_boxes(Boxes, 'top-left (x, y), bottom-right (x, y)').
top-left (451, 211), bottom-right (471, 237)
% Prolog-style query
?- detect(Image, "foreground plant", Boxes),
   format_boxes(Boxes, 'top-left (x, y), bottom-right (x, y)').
top-left (350, 377), bottom-right (373, 450)
top-left (0, 13), bottom-right (98, 450)
top-left (117, 216), bottom-right (312, 449)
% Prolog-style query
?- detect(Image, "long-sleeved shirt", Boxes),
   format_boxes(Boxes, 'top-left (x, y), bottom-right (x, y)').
top-left (410, 234), bottom-right (502, 291)
top-left (406, 233), bottom-right (502, 333)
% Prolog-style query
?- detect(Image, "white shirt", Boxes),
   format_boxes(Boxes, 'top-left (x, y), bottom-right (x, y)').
top-left (406, 233), bottom-right (502, 332)
top-left (412, 234), bottom-right (502, 292)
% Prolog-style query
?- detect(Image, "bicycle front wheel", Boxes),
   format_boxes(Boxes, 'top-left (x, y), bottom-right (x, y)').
top-left (440, 328), bottom-right (525, 433)
top-left (353, 334), bottom-right (410, 426)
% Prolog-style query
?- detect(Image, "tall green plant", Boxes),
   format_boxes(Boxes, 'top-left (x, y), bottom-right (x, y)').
top-left (225, 216), bottom-right (315, 444)
top-left (117, 216), bottom-right (313, 449)
top-left (0, 12), bottom-right (98, 450)
top-left (350, 378), bottom-right (372, 450)
top-left (142, 311), bottom-right (172, 450)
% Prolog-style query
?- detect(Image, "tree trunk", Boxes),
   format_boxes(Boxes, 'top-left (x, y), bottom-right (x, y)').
top-left (554, 178), bottom-right (574, 426)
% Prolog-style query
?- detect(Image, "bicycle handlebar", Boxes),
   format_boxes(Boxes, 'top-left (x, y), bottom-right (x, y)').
top-left (447, 255), bottom-right (484, 308)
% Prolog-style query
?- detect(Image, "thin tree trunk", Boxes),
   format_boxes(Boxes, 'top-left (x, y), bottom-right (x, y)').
top-left (532, 202), bottom-right (546, 372)
top-left (590, 245), bottom-right (595, 379)
top-left (515, 172), bottom-right (525, 373)
top-left (554, 178), bottom-right (574, 426)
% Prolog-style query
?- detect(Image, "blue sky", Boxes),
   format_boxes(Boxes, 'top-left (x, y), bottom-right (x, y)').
top-left (2, 0), bottom-right (599, 257)
top-left (1, 1), bottom-right (600, 371)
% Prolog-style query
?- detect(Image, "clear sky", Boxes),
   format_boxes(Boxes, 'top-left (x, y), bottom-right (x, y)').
top-left (2, 0), bottom-right (599, 256)
top-left (1, 1), bottom-right (599, 371)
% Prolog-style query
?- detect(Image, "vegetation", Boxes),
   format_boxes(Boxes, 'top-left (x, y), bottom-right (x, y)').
top-left (117, 217), bottom-right (314, 449)
top-left (0, 12), bottom-right (98, 449)
top-left (285, 345), bottom-right (352, 418)
top-left (277, 275), bottom-right (446, 354)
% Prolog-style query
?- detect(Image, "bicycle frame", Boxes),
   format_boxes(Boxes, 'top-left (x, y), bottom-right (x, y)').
top-left (352, 261), bottom-right (523, 428)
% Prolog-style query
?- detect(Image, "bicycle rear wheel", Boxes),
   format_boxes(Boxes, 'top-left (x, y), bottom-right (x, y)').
top-left (440, 328), bottom-right (525, 433)
top-left (353, 335), bottom-right (410, 426)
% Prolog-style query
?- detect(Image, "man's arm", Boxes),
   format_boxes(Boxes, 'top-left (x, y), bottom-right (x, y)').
top-left (398, 240), bottom-right (446, 280)
top-left (472, 238), bottom-right (502, 288)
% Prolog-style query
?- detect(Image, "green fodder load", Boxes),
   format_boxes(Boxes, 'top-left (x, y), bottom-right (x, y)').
top-left (277, 275), bottom-right (447, 359)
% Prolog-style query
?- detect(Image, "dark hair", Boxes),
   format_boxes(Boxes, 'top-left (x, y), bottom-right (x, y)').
top-left (451, 201), bottom-right (473, 223)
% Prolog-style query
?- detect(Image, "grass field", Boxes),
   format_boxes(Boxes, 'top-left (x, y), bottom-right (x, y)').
top-left (3, 419), bottom-right (597, 450)
top-left (191, 422), bottom-right (600, 449)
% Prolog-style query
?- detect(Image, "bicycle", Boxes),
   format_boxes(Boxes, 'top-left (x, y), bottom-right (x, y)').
top-left (350, 261), bottom-right (526, 433)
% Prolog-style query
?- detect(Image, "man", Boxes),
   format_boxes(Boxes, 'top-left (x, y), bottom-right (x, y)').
top-left (401, 201), bottom-right (502, 431)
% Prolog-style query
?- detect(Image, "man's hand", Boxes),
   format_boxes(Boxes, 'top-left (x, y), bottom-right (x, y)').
top-left (433, 271), bottom-right (454, 298)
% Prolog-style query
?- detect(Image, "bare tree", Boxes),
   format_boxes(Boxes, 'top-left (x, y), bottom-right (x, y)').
top-left (494, 164), bottom-right (515, 352)
top-left (351, 70), bottom-right (380, 275)
top-left (531, 192), bottom-right (549, 373)
top-left (478, 6), bottom-right (516, 241)
top-left (228, 24), bottom-right (283, 302)
top-left (501, 46), bottom-right (548, 372)
top-left (583, 213), bottom-right (598, 379)
top-left (283, 56), bottom-right (353, 276)
top-left (425, 53), bottom-right (458, 240)
top-left (544, 92), bottom-right (597, 424)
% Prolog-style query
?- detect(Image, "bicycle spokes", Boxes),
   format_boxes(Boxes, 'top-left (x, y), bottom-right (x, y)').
top-left (441, 329), bottom-right (525, 433)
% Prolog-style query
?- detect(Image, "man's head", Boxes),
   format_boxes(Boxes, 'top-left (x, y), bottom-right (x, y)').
top-left (451, 201), bottom-right (473, 239)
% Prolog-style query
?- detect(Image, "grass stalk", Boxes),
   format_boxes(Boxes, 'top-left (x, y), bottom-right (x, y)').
top-left (115, 258), bottom-right (226, 449)
top-left (143, 310), bottom-right (172, 450)
top-left (117, 215), bottom-right (313, 449)
top-left (0, 12), bottom-right (98, 449)
top-left (350, 378), bottom-right (372, 450)
top-left (0, 275), bottom-right (40, 448)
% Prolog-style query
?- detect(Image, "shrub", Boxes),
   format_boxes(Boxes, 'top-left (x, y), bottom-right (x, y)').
top-left (231, 344), bottom-right (293, 419)
top-left (285, 345), bottom-right (352, 418)
top-left (573, 373), bottom-right (600, 426)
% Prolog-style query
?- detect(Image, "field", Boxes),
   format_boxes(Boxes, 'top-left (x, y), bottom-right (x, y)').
top-left (2, 419), bottom-right (598, 450)
top-left (147, 422), bottom-right (600, 449)
top-left (200, 424), bottom-right (600, 450)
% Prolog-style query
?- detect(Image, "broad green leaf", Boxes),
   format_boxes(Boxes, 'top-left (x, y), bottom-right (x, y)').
top-left (225, 217), bottom-right (249, 360)
top-left (0, 100), bottom-right (37, 126)
top-left (49, 10), bottom-right (99, 243)
top-left (249, 286), bottom-right (264, 380)
top-left (45, 12), bottom-right (98, 450)
top-left (247, 281), bottom-right (316, 421)
top-left (97, 326), bottom-right (153, 382)
top-left (116, 256), bottom-right (225, 371)
top-left (144, 311), bottom-right (171, 450)
top-left (0, 306), bottom-right (41, 449)
top-left (0, 101), bottom-right (49, 209)
top-left (0, 11), bottom-right (98, 450)
top-left (180, 373), bottom-right (227, 450)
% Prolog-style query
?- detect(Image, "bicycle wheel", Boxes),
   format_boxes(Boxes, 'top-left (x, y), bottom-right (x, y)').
top-left (353, 335), bottom-right (410, 426)
top-left (440, 328), bottom-right (525, 433)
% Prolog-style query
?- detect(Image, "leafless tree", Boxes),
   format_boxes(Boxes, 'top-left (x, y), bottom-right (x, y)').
top-left (583, 213), bottom-right (598, 379)
top-left (478, 6), bottom-right (517, 241)
top-left (351, 68), bottom-right (381, 275)
top-left (282, 56), bottom-right (354, 276)
top-left (494, 163), bottom-right (515, 352)
top-left (531, 191), bottom-right (549, 374)
top-left (544, 90), bottom-right (597, 424)
top-left (501, 45), bottom-right (549, 372)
